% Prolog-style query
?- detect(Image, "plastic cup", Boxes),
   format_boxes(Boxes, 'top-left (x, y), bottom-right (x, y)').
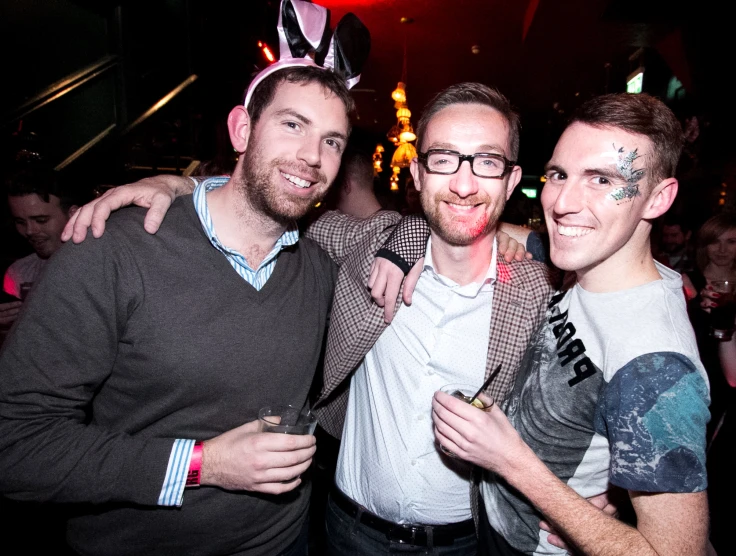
top-left (710, 281), bottom-right (736, 341)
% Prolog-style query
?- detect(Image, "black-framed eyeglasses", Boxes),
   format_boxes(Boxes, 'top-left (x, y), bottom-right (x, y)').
top-left (417, 150), bottom-right (516, 178)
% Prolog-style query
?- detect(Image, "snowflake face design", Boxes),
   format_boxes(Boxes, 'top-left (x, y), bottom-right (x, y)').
top-left (606, 145), bottom-right (645, 204)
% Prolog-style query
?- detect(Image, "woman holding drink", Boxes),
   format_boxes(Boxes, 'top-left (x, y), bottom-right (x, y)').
top-left (685, 212), bottom-right (736, 555)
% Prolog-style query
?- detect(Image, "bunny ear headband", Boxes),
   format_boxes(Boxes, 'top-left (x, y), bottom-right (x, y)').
top-left (243, 0), bottom-right (371, 108)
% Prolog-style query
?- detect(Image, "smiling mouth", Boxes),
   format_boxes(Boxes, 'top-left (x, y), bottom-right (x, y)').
top-left (445, 201), bottom-right (481, 212)
top-left (280, 171), bottom-right (314, 189)
top-left (557, 224), bottom-right (594, 237)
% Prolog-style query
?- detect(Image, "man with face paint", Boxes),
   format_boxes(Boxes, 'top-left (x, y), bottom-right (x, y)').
top-left (431, 94), bottom-right (710, 555)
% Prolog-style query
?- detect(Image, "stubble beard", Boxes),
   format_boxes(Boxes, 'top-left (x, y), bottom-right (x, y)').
top-left (238, 141), bottom-right (329, 224)
top-left (420, 189), bottom-right (505, 246)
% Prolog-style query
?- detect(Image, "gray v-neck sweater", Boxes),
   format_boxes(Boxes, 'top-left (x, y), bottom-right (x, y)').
top-left (0, 195), bottom-right (337, 555)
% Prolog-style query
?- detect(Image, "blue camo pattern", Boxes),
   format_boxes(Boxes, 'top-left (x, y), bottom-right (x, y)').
top-left (595, 352), bottom-right (709, 492)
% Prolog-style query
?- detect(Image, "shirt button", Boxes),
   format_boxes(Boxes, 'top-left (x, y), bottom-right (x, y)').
top-left (411, 460), bottom-right (417, 466)
top-left (427, 369), bottom-right (434, 376)
top-left (416, 414), bottom-right (425, 421)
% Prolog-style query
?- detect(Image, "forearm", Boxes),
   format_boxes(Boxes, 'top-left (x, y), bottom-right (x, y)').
top-left (305, 209), bottom-right (400, 265)
top-left (507, 452), bottom-right (659, 555)
top-left (0, 417), bottom-right (175, 505)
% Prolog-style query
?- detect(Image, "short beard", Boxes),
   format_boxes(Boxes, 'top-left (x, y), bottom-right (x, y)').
top-left (238, 140), bottom-right (328, 224)
top-left (420, 188), bottom-right (505, 246)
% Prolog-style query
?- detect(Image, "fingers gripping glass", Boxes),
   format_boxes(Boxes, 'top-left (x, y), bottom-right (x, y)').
top-left (418, 150), bottom-right (516, 178)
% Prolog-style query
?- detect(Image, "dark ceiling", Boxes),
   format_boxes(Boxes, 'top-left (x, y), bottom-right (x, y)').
top-left (310, 0), bottom-right (732, 174)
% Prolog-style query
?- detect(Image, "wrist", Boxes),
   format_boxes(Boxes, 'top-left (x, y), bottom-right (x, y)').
top-left (185, 440), bottom-right (203, 488)
top-left (501, 440), bottom-right (543, 488)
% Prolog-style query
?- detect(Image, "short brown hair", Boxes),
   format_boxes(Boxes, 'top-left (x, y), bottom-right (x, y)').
top-left (5, 167), bottom-right (77, 211)
top-left (696, 212), bottom-right (736, 270)
top-left (245, 66), bottom-right (355, 128)
top-left (569, 93), bottom-right (684, 185)
top-left (416, 83), bottom-right (520, 160)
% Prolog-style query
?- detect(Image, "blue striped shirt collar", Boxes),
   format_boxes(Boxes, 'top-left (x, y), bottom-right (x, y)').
top-left (192, 177), bottom-right (299, 287)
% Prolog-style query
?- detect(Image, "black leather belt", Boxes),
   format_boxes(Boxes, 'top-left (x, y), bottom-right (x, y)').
top-left (330, 487), bottom-right (475, 547)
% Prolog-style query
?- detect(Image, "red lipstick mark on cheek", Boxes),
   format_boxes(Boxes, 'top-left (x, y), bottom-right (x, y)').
top-left (469, 215), bottom-right (488, 237)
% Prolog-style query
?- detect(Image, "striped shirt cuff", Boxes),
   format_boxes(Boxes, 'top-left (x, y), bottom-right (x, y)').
top-left (157, 439), bottom-right (195, 506)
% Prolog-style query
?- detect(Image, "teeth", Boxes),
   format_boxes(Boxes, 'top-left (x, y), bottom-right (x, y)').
top-left (447, 203), bottom-right (475, 211)
top-left (281, 172), bottom-right (311, 188)
top-left (557, 225), bottom-right (593, 237)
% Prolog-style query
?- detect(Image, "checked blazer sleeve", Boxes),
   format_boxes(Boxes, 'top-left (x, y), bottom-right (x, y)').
top-left (305, 210), bottom-right (401, 266)
top-left (306, 211), bottom-right (404, 438)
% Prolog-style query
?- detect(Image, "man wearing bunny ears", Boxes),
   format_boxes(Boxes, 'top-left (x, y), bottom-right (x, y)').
top-left (0, 2), bottom-right (373, 555)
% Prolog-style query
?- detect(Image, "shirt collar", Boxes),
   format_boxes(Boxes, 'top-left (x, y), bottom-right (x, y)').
top-left (193, 177), bottom-right (299, 267)
top-left (422, 235), bottom-right (497, 298)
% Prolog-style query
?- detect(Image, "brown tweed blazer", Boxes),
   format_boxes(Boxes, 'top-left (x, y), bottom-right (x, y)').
top-left (307, 211), bottom-right (557, 439)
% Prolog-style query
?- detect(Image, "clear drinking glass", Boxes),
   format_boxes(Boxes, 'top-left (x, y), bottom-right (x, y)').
top-left (437, 383), bottom-right (492, 457)
top-left (258, 405), bottom-right (317, 435)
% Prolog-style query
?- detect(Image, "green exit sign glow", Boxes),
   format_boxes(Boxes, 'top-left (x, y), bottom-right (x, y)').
top-left (627, 70), bottom-right (644, 94)
top-left (521, 188), bottom-right (538, 199)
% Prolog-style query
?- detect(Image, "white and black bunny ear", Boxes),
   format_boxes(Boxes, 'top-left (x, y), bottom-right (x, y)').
top-left (278, 0), bottom-right (330, 61)
top-left (323, 13), bottom-right (371, 89)
top-left (244, 0), bottom-right (370, 108)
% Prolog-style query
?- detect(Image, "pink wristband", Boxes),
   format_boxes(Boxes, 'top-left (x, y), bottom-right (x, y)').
top-left (186, 441), bottom-right (203, 488)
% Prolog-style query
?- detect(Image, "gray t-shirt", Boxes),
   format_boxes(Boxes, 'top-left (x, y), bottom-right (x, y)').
top-left (481, 262), bottom-right (710, 555)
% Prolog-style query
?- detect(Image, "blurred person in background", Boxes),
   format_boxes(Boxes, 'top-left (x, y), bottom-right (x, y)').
top-left (329, 146), bottom-right (382, 219)
top-left (655, 214), bottom-right (695, 275)
top-left (687, 214), bottom-right (736, 431)
top-left (401, 177), bottom-right (423, 215)
top-left (689, 213), bottom-right (736, 556)
top-left (1, 167), bottom-right (77, 338)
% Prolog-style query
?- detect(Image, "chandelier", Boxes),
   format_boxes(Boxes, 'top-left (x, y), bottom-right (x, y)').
top-left (388, 21), bottom-right (417, 171)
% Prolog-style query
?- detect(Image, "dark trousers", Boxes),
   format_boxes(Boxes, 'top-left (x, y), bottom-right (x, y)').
top-left (325, 494), bottom-right (477, 556)
top-left (477, 498), bottom-right (524, 556)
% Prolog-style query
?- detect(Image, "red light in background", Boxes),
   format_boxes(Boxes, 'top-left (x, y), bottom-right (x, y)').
top-left (263, 45), bottom-right (275, 63)
top-left (257, 41), bottom-right (275, 63)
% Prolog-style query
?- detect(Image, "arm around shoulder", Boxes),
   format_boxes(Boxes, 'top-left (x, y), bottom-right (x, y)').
top-left (304, 209), bottom-right (400, 265)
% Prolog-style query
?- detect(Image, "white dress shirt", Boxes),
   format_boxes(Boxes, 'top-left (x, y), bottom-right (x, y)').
top-left (335, 237), bottom-right (497, 524)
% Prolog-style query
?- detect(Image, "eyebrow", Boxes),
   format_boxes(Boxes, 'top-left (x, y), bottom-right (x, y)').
top-left (272, 108), bottom-right (349, 144)
top-left (544, 163), bottom-right (565, 174)
top-left (581, 165), bottom-right (626, 181)
top-left (543, 163), bottom-right (628, 181)
top-left (426, 142), bottom-right (507, 155)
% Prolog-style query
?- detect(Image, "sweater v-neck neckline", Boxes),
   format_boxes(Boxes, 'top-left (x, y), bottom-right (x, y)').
top-left (184, 196), bottom-right (294, 304)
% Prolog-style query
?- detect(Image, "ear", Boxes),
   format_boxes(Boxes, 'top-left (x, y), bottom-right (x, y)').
top-left (67, 205), bottom-right (79, 218)
top-left (685, 230), bottom-right (692, 241)
top-left (409, 158), bottom-right (422, 191)
top-left (505, 165), bottom-right (522, 200)
top-left (227, 105), bottom-right (251, 153)
top-left (642, 177), bottom-right (678, 220)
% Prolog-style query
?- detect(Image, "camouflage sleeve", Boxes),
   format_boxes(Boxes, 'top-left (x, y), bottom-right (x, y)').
top-left (595, 352), bottom-right (710, 493)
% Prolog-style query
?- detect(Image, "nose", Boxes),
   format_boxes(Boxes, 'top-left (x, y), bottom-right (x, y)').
top-left (550, 179), bottom-right (584, 216)
top-left (23, 221), bottom-right (41, 237)
top-left (296, 134), bottom-right (322, 168)
top-left (448, 159), bottom-right (479, 198)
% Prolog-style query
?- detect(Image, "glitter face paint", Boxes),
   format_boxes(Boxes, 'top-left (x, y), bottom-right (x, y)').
top-left (605, 144), bottom-right (645, 203)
